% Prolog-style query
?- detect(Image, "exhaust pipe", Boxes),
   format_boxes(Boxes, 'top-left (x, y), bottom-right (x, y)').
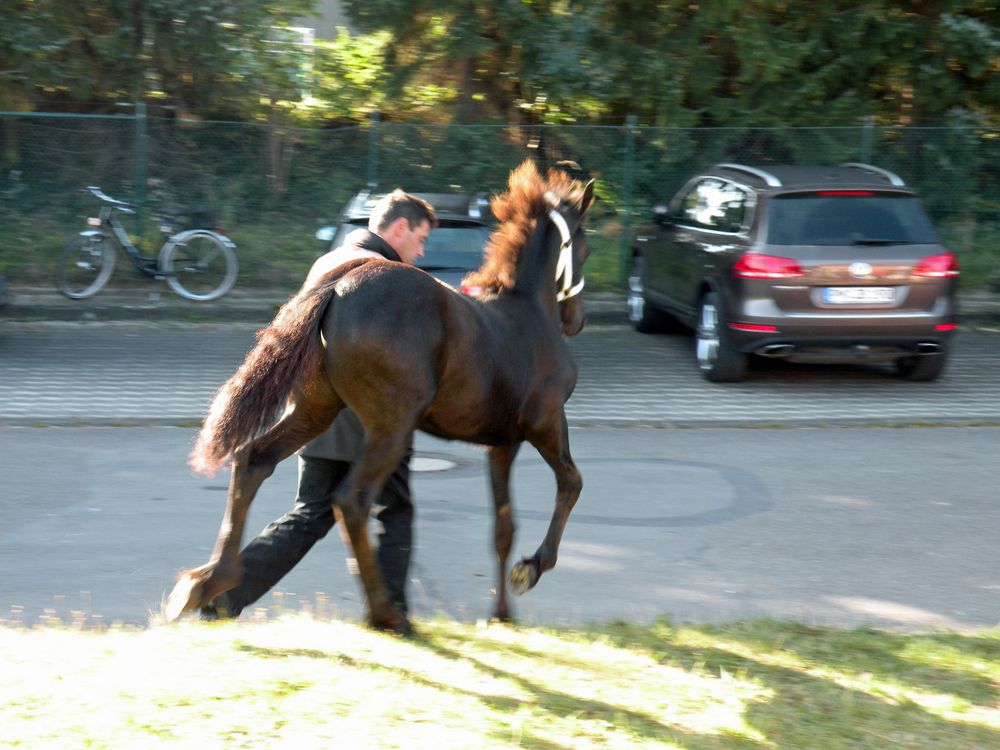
top-left (916, 342), bottom-right (942, 355)
top-left (757, 343), bottom-right (795, 358)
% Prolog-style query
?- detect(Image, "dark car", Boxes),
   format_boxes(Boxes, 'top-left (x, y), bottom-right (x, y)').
top-left (316, 190), bottom-right (493, 289)
top-left (628, 162), bottom-right (959, 382)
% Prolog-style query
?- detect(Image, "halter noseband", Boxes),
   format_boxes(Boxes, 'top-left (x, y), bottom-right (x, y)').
top-left (548, 209), bottom-right (585, 302)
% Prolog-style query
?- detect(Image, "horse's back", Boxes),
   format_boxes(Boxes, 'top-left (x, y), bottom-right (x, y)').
top-left (318, 261), bottom-right (574, 444)
top-left (318, 263), bottom-right (463, 418)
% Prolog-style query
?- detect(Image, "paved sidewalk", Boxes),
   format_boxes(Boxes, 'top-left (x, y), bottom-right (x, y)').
top-left (3, 318), bottom-right (1000, 427)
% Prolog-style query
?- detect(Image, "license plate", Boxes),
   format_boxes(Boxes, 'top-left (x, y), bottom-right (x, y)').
top-left (822, 286), bottom-right (896, 304)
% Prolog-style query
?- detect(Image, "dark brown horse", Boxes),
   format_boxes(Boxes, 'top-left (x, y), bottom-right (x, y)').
top-left (164, 160), bottom-right (595, 632)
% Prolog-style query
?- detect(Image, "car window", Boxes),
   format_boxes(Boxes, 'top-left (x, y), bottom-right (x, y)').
top-left (421, 225), bottom-right (491, 269)
top-left (332, 221), bottom-right (490, 271)
top-left (679, 178), bottom-right (749, 232)
top-left (767, 193), bottom-right (939, 245)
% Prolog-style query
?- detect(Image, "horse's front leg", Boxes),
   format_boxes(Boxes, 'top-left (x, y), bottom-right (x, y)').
top-left (508, 413), bottom-right (582, 596)
top-left (487, 442), bottom-right (521, 621)
top-left (164, 401), bottom-right (336, 621)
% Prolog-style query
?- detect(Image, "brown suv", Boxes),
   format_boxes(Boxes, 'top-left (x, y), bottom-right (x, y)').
top-left (628, 163), bottom-right (959, 382)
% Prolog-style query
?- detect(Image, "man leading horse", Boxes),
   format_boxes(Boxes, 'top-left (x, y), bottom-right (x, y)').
top-left (198, 190), bottom-right (435, 632)
top-left (166, 161), bottom-right (595, 635)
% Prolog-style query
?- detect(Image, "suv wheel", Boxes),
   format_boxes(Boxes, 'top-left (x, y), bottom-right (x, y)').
top-left (696, 291), bottom-right (747, 382)
top-left (628, 253), bottom-right (671, 333)
top-left (896, 349), bottom-right (949, 382)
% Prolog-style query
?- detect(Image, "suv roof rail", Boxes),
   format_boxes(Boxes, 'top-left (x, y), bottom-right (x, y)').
top-left (715, 163), bottom-right (782, 187)
top-left (840, 162), bottom-right (905, 187)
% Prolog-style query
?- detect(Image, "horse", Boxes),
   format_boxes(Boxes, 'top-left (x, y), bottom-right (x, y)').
top-left (164, 160), bottom-right (596, 633)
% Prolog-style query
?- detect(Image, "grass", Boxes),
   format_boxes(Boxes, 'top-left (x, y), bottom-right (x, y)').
top-left (0, 211), bottom-right (629, 294)
top-left (2, 614), bottom-right (999, 749)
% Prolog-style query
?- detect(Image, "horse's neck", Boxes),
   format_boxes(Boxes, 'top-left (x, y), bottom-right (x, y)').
top-left (512, 218), bottom-right (558, 306)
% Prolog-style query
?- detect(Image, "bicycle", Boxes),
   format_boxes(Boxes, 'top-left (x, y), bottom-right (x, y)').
top-left (56, 186), bottom-right (239, 301)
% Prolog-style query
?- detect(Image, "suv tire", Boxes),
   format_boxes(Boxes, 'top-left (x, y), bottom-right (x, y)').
top-left (896, 349), bottom-right (948, 382)
top-left (696, 291), bottom-right (748, 382)
top-left (628, 253), bottom-right (672, 333)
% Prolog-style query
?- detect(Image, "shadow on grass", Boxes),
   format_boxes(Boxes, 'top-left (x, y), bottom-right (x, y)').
top-left (586, 619), bottom-right (1000, 749)
top-left (228, 617), bottom-right (1000, 749)
top-left (415, 630), bottom-right (764, 750)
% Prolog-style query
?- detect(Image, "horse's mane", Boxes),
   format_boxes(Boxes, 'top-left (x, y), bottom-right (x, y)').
top-left (462, 160), bottom-right (588, 294)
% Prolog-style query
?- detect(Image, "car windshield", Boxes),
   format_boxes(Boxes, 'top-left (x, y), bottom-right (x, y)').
top-left (420, 224), bottom-right (491, 270)
top-left (333, 221), bottom-right (490, 270)
top-left (767, 193), bottom-right (939, 245)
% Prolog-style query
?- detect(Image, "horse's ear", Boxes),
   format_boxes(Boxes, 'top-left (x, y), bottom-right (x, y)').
top-left (580, 179), bottom-right (596, 214)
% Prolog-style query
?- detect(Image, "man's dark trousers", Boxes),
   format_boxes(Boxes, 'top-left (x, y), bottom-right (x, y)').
top-left (216, 453), bottom-right (414, 617)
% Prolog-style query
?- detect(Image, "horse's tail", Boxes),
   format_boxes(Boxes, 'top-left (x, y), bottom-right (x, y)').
top-left (188, 277), bottom-right (340, 476)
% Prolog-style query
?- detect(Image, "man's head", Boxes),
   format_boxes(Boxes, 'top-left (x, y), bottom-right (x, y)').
top-left (369, 189), bottom-right (436, 265)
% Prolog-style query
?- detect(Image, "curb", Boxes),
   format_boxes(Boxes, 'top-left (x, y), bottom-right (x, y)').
top-left (0, 287), bottom-right (631, 324)
top-left (1, 287), bottom-right (997, 326)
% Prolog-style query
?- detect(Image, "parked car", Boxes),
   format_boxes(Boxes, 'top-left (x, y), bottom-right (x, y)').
top-left (628, 162), bottom-right (959, 382)
top-left (316, 190), bottom-right (493, 289)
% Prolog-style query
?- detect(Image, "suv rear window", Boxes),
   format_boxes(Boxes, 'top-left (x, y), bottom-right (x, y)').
top-left (767, 193), bottom-right (938, 246)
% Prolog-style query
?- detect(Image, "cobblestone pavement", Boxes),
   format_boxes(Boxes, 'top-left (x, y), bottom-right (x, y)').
top-left (2, 319), bottom-right (999, 425)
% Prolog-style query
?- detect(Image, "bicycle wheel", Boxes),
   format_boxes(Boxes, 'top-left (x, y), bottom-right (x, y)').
top-left (159, 230), bottom-right (238, 301)
top-left (56, 236), bottom-right (116, 299)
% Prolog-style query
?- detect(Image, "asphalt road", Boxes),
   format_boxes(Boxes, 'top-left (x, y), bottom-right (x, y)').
top-left (1, 319), bottom-right (999, 631)
top-left (1, 425), bottom-right (997, 632)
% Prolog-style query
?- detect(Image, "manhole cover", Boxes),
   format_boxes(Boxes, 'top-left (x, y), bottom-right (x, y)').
top-left (410, 455), bottom-right (458, 472)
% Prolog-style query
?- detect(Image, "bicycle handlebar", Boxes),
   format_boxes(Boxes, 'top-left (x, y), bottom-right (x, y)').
top-left (86, 185), bottom-right (135, 213)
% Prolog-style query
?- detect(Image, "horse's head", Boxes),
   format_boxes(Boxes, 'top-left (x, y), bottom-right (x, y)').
top-left (546, 177), bottom-right (595, 337)
top-left (462, 161), bottom-right (596, 336)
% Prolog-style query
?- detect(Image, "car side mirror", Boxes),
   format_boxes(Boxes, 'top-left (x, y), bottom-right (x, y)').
top-left (652, 204), bottom-right (671, 226)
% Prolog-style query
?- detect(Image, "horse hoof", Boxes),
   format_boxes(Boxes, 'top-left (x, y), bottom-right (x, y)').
top-left (163, 574), bottom-right (204, 622)
top-left (507, 560), bottom-right (538, 596)
top-left (369, 613), bottom-right (413, 637)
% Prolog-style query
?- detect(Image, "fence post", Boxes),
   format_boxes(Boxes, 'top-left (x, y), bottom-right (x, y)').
top-left (367, 111), bottom-right (380, 189)
top-left (134, 101), bottom-right (147, 227)
top-left (860, 115), bottom-right (874, 163)
top-left (619, 114), bottom-right (637, 286)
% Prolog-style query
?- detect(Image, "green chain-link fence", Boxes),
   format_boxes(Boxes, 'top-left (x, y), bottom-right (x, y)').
top-left (1, 111), bottom-right (998, 291)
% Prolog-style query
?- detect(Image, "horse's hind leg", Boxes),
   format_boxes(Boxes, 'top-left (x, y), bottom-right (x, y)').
top-left (333, 426), bottom-right (416, 634)
top-left (164, 396), bottom-right (340, 621)
top-left (487, 443), bottom-right (521, 621)
top-left (508, 414), bottom-right (582, 596)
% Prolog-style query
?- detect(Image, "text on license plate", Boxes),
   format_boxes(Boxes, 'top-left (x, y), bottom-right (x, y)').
top-left (822, 286), bottom-right (896, 305)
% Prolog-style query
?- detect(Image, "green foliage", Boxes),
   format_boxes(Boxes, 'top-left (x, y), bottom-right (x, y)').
top-left (0, 0), bottom-right (314, 118)
top-left (336, 0), bottom-right (1000, 128)
top-left (3, 2), bottom-right (999, 129)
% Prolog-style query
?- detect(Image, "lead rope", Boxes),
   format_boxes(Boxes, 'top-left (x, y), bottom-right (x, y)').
top-left (549, 209), bottom-right (585, 302)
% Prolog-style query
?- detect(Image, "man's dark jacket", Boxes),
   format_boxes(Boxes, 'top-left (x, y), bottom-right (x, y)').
top-left (299, 228), bottom-right (403, 460)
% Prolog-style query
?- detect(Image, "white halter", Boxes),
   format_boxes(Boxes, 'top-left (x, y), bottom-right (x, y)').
top-left (549, 209), bottom-right (585, 302)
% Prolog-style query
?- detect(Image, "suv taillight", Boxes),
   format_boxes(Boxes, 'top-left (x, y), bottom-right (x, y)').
top-left (913, 252), bottom-right (959, 278)
top-left (733, 253), bottom-right (804, 279)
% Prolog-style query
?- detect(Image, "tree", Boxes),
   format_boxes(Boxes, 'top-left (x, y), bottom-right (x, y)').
top-left (338, 0), bottom-right (1000, 126)
top-left (0, 0), bottom-right (315, 118)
